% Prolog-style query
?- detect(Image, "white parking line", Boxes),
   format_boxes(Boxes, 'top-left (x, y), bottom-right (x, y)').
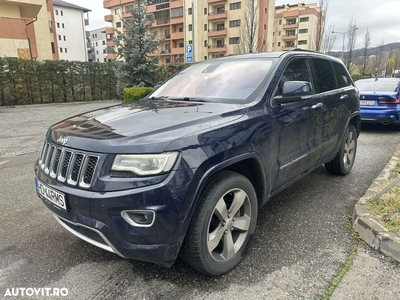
top-left (0, 160), bottom-right (9, 166)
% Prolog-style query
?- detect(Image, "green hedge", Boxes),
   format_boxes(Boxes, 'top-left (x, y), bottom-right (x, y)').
top-left (0, 58), bottom-right (118, 106)
top-left (123, 87), bottom-right (153, 103)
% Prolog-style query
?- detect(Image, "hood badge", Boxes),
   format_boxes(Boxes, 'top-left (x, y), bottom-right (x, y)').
top-left (57, 136), bottom-right (68, 146)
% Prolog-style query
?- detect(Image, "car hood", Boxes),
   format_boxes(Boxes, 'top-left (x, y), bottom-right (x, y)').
top-left (48, 100), bottom-right (247, 153)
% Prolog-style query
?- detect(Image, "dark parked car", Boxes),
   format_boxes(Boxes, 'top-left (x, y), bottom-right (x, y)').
top-left (35, 50), bottom-right (360, 275)
top-left (355, 77), bottom-right (400, 125)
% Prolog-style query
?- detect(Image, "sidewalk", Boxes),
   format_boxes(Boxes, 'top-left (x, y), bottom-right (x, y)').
top-left (353, 143), bottom-right (400, 262)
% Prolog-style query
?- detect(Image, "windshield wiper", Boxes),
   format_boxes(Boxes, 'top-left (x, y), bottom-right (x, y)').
top-left (148, 95), bottom-right (169, 100)
top-left (168, 97), bottom-right (216, 103)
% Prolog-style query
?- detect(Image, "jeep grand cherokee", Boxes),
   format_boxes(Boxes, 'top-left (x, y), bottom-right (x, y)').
top-left (35, 50), bottom-right (360, 275)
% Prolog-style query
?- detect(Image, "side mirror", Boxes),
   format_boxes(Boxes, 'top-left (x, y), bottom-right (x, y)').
top-left (274, 81), bottom-right (313, 105)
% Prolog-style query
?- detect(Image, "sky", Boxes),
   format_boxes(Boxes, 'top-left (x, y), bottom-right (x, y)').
top-left (68, 0), bottom-right (400, 51)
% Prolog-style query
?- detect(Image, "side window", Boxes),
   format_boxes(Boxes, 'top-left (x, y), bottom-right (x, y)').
top-left (332, 62), bottom-right (352, 88)
top-left (312, 59), bottom-right (337, 93)
top-left (276, 58), bottom-right (312, 96)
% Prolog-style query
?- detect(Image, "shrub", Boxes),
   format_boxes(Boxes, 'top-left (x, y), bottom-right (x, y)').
top-left (124, 87), bottom-right (153, 103)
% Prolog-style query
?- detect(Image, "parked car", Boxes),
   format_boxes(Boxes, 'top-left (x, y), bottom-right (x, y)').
top-left (34, 50), bottom-right (360, 276)
top-left (355, 78), bottom-right (400, 125)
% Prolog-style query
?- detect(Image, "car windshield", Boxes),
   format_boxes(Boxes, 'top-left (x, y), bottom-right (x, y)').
top-left (356, 80), bottom-right (399, 93)
top-left (150, 58), bottom-right (276, 103)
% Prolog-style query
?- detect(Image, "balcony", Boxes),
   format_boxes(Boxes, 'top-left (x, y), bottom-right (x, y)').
top-left (171, 47), bottom-right (184, 55)
top-left (208, 27), bottom-right (227, 37)
top-left (105, 27), bottom-right (115, 35)
top-left (3, 0), bottom-right (42, 17)
top-left (208, 0), bottom-right (227, 3)
top-left (282, 34), bottom-right (297, 41)
top-left (170, 16), bottom-right (183, 24)
top-left (160, 49), bottom-right (172, 55)
top-left (107, 40), bottom-right (115, 47)
top-left (170, 0), bottom-right (183, 8)
top-left (208, 10), bottom-right (227, 21)
top-left (153, 19), bottom-right (170, 27)
top-left (107, 53), bottom-right (117, 60)
top-left (147, 0), bottom-right (170, 13)
top-left (283, 23), bottom-right (298, 30)
top-left (208, 44), bottom-right (227, 53)
top-left (104, 14), bottom-right (113, 22)
top-left (103, 0), bottom-right (133, 9)
top-left (171, 31), bottom-right (184, 40)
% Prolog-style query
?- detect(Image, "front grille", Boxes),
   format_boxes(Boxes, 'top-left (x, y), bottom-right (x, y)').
top-left (39, 141), bottom-right (99, 188)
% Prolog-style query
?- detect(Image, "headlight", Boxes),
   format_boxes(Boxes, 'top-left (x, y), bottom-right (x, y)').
top-left (111, 152), bottom-right (179, 176)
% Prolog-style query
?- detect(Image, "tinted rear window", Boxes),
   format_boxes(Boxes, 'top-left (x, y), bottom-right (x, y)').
top-left (312, 59), bottom-right (337, 93)
top-left (355, 80), bottom-right (399, 92)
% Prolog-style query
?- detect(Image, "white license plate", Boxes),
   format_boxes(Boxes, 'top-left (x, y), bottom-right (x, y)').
top-left (36, 179), bottom-right (67, 211)
top-left (360, 100), bottom-right (375, 106)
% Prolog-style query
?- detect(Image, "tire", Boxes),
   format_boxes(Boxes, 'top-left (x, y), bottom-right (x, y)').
top-left (325, 124), bottom-right (357, 175)
top-left (180, 171), bottom-right (258, 276)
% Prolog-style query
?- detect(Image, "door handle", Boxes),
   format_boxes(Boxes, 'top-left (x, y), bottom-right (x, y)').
top-left (340, 94), bottom-right (349, 99)
top-left (311, 102), bottom-right (323, 109)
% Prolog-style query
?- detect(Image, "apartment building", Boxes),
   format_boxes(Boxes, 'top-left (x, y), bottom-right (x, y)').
top-left (103, 0), bottom-right (275, 64)
top-left (272, 3), bottom-right (322, 51)
top-left (0, 0), bottom-right (58, 60)
top-left (87, 27), bottom-right (109, 63)
top-left (53, 0), bottom-right (90, 61)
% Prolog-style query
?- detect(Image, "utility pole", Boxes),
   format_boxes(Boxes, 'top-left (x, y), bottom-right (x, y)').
top-left (191, 0), bottom-right (195, 62)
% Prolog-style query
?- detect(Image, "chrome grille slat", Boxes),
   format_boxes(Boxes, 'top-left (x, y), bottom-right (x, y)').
top-left (39, 141), bottom-right (99, 188)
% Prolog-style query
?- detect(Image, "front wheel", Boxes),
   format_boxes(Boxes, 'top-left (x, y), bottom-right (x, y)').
top-left (180, 171), bottom-right (258, 276)
top-left (325, 124), bottom-right (357, 175)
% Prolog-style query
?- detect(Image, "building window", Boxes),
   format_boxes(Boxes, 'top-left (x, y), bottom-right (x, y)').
top-left (188, 8), bottom-right (192, 15)
top-left (272, 43), bottom-right (274, 47)
top-left (264, 24), bottom-right (266, 29)
top-left (285, 41), bottom-right (295, 47)
top-left (229, 20), bottom-right (241, 27)
top-left (116, 22), bottom-right (121, 28)
top-left (61, 11), bottom-right (63, 16)
top-left (166, 58), bottom-right (171, 63)
top-left (279, 19), bottom-right (282, 25)
top-left (103, 49), bottom-right (107, 54)
top-left (96, 50), bottom-right (99, 55)
top-left (104, 58), bottom-right (107, 62)
top-left (204, 40), bottom-right (208, 47)
top-left (115, 8), bottom-right (121, 15)
top-left (96, 42), bottom-right (98, 46)
top-left (57, 22), bottom-right (60, 28)
top-left (97, 59), bottom-right (99, 62)
top-left (102, 40), bottom-right (106, 45)
top-left (48, 21), bottom-right (53, 33)
top-left (63, 36), bottom-right (66, 41)
top-left (278, 42), bottom-right (281, 47)
top-left (300, 17), bottom-right (309, 22)
top-left (299, 29), bottom-right (308, 34)
top-left (204, 8), bottom-right (207, 15)
top-left (92, 34), bottom-right (95, 38)
top-left (188, 24), bottom-right (192, 31)
top-left (204, 24), bottom-right (207, 31)
top-left (230, 2), bottom-right (241, 10)
top-left (179, 42), bottom-right (184, 47)
top-left (298, 40), bottom-right (307, 45)
top-left (278, 31), bottom-right (281, 36)
top-left (189, 40), bottom-right (192, 44)
top-left (204, 56), bottom-right (207, 60)
top-left (65, 48), bottom-right (67, 53)
top-left (95, 33), bottom-right (97, 38)
top-left (51, 42), bottom-right (55, 54)
top-left (55, 10), bottom-right (58, 15)
top-left (178, 27), bottom-right (183, 32)
top-left (62, 23), bottom-right (64, 28)
top-left (229, 37), bottom-right (240, 44)
top-left (265, 8), bottom-right (267, 13)
top-left (58, 35), bottom-right (61, 40)
top-left (60, 47), bottom-right (63, 53)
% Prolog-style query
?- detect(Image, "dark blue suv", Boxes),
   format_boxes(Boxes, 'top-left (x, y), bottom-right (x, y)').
top-left (35, 51), bottom-right (360, 275)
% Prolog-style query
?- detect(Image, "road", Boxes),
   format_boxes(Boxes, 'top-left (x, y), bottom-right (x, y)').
top-left (0, 103), bottom-right (399, 299)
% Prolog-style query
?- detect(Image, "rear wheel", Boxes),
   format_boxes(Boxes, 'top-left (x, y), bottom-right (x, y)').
top-left (325, 124), bottom-right (357, 175)
top-left (180, 171), bottom-right (258, 276)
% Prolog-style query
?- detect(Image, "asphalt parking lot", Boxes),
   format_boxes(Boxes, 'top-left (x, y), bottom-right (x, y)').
top-left (1, 101), bottom-right (400, 299)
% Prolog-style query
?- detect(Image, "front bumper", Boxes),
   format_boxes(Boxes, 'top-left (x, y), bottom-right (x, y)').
top-left (34, 160), bottom-right (195, 267)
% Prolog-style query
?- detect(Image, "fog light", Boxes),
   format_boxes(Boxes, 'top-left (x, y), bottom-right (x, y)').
top-left (121, 210), bottom-right (155, 227)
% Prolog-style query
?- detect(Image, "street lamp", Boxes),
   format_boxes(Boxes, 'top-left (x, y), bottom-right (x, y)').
top-left (332, 27), bottom-right (359, 60)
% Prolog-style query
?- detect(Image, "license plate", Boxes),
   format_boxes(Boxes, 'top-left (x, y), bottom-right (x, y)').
top-left (35, 179), bottom-right (67, 211)
top-left (360, 100), bottom-right (375, 106)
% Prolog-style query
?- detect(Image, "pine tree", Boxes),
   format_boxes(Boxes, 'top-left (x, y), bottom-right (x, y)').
top-left (111, 0), bottom-right (162, 96)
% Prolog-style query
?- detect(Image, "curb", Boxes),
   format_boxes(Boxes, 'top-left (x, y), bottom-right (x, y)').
top-left (352, 143), bottom-right (400, 262)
